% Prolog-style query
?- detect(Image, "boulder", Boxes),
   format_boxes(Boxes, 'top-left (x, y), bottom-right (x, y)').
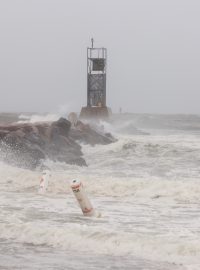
top-left (69, 120), bottom-right (116, 146)
top-left (0, 117), bottom-right (116, 169)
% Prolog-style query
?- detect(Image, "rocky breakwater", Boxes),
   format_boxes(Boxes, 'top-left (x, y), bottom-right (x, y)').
top-left (0, 118), bottom-right (115, 169)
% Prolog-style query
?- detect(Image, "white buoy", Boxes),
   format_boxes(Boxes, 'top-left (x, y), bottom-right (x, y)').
top-left (38, 170), bottom-right (51, 194)
top-left (70, 179), bottom-right (100, 217)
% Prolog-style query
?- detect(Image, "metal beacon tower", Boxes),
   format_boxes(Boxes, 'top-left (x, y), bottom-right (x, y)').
top-left (80, 39), bottom-right (111, 120)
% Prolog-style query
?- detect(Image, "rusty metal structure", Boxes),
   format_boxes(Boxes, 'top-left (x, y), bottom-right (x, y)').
top-left (80, 39), bottom-right (111, 120)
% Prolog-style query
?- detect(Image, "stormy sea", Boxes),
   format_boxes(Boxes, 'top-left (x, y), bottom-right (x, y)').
top-left (0, 112), bottom-right (200, 270)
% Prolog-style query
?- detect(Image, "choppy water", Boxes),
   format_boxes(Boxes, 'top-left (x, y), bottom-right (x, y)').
top-left (1, 113), bottom-right (200, 269)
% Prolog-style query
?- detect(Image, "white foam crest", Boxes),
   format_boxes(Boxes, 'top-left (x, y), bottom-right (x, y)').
top-left (18, 104), bottom-right (78, 124)
top-left (1, 159), bottom-right (200, 204)
top-left (98, 120), bottom-right (116, 135)
top-left (0, 220), bottom-right (200, 265)
top-left (18, 114), bottom-right (31, 120)
top-left (82, 133), bottom-right (200, 160)
top-left (18, 113), bottom-right (60, 123)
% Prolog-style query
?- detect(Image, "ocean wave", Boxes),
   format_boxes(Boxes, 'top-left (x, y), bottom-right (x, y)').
top-left (1, 159), bottom-right (200, 203)
top-left (18, 113), bottom-right (60, 123)
top-left (0, 219), bottom-right (200, 265)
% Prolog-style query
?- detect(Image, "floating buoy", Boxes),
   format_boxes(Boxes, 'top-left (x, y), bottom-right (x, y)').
top-left (38, 170), bottom-right (51, 194)
top-left (70, 179), bottom-right (101, 217)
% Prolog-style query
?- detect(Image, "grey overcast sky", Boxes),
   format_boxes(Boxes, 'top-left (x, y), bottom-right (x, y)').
top-left (0, 0), bottom-right (200, 114)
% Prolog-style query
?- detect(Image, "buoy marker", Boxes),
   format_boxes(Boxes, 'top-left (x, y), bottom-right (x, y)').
top-left (38, 170), bottom-right (51, 194)
top-left (70, 179), bottom-right (101, 217)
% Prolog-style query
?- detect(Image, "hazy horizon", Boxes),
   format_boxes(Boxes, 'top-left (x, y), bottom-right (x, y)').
top-left (0, 0), bottom-right (200, 114)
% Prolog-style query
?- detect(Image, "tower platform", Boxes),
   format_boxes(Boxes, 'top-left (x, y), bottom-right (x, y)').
top-left (79, 106), bottom-right (112, 120)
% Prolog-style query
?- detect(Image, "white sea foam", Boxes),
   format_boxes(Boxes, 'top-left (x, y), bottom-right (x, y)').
top-left (0, 216), bottom-right (200, 265)
top-left (1, 113), bottom-right (200, 269)
top-left (18, 113), bottom-right (60, 123)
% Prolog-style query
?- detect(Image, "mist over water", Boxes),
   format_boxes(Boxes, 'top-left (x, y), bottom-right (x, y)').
top-left (0, 113), bottom-right (200, 270)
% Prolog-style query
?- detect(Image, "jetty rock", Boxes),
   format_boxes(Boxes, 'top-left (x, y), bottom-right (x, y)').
top-left (69, 120), bottom-right (116, 146)
top-left (0, 117), bottom-right (115, 169)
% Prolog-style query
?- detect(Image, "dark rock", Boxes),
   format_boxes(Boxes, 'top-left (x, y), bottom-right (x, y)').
top-left (69, 120), bottom-right (116, 146)
top-left (0, 117), bottom-right (115, 169)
